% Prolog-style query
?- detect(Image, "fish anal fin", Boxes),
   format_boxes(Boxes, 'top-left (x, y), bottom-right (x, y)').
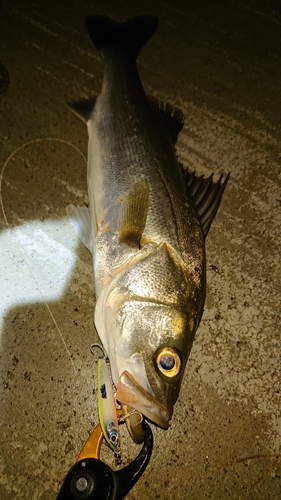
top-left (183, 169), bottom-right (230, 237)
top-left (66, 97), bottom-right (96, 124)
top-left (118, 180), bottom-right (150, 249)
top-left (66, 204), bottom-right (93, 252)
top-left (149, 98), bottom-right (184, 144)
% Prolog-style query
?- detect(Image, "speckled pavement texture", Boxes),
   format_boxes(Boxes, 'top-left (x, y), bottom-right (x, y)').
top-left (0, 1), bottom-right (280, 499)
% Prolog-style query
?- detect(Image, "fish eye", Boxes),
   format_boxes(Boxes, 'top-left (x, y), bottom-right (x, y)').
top-left (156, 347), bottom-right (181, 378)
top-left (107, 421), bottom-right (119, 447)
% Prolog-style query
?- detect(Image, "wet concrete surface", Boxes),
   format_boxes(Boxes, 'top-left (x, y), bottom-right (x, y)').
top-left (0, 0), bottom-right (280, 499)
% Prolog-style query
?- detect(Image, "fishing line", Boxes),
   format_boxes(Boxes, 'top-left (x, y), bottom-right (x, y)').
top-left (119, 409), bottom-right (143, 425)
top-left (0, 137), bottom-right (87, 375)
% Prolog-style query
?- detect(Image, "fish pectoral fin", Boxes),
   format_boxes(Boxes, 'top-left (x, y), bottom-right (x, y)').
top-left (149, 98), bottom-right (184, 144)
top-left (66, 97), bottom-right (96, 124)
top-left (66, 204), bottom-right (93, 252)
top-left (183, 169), bottom-right (230, 237)
top-left (118, 180), bottom-right (150, 249)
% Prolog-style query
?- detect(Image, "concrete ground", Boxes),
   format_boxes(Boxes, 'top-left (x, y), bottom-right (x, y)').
top-left (0, 0), bottom-right (280, 499)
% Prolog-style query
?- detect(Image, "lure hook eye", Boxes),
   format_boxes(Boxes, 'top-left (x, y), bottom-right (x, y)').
top-left (156, 347), bottom-right (181, 378)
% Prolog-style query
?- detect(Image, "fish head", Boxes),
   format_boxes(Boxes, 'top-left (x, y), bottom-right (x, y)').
top-left (95, 242), bottom-right (204, 429)
top-left (114, 302), bottom-right (194, 428)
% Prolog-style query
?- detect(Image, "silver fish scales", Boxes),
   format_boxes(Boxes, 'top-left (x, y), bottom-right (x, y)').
top-left (67, 15), bottom-right (229, 440)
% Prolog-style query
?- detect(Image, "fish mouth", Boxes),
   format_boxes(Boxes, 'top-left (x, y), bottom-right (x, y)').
top-left (116, 370), bottom-right (171, 429)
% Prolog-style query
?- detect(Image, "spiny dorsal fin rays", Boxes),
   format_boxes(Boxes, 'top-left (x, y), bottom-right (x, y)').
top-left (199, 174), bottom-right (230, 235)
top-left (118, 180), bottom-right (150, 249)
top-left (183, 169), bottom-right (230, 238)
top-left (149, 98), bottom-right (184, 144)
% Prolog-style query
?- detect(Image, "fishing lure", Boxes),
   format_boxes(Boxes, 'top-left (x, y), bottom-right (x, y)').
top-left (97, 356), bottom-right (121, 459)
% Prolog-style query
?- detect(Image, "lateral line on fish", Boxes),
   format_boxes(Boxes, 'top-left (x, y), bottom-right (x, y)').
top-left (0, 137), bottom-right (87, 375)
top-left (157, 166), bottom-right (182, 250)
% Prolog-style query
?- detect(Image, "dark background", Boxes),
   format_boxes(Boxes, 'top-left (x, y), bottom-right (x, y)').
top-left (1, 1), bottom-right (280, 499)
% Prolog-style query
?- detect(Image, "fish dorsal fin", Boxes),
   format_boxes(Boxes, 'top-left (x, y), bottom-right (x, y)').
top-left (183, 169), bottom-right (230, 238)
top-left (118, 180), bottom-right (150, 248)
top-left (66, 97), bottom-right (96, 124)
top-left (66, 204), bottom-right (93, 252)
top-left (149, 98), bottom-right (184, 144)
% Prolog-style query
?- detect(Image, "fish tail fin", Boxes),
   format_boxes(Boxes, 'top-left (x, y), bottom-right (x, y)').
top-left (85, 15), bottom-right (158, 59)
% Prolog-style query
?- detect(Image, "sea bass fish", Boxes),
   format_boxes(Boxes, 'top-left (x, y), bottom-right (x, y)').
top-left (67, 15), bottom-right (229, 433)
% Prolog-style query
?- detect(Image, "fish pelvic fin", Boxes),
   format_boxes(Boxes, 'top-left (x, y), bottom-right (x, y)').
top-left (85, 15), bottom-right (158, 60)
top-left (66, 98), bottom-right (96, 124)
top-left (149, 99), bottom-right (184, 144)
top-left (118, 180), bottom-right (150, 249)
top-left (183, 169), bottom-right (230, 238)
top-left (66, 204), bottom-right (93, 252)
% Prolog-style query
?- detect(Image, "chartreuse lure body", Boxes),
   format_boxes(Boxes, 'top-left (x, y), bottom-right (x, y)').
top-left (97, 357), bottom-right (121, 456)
